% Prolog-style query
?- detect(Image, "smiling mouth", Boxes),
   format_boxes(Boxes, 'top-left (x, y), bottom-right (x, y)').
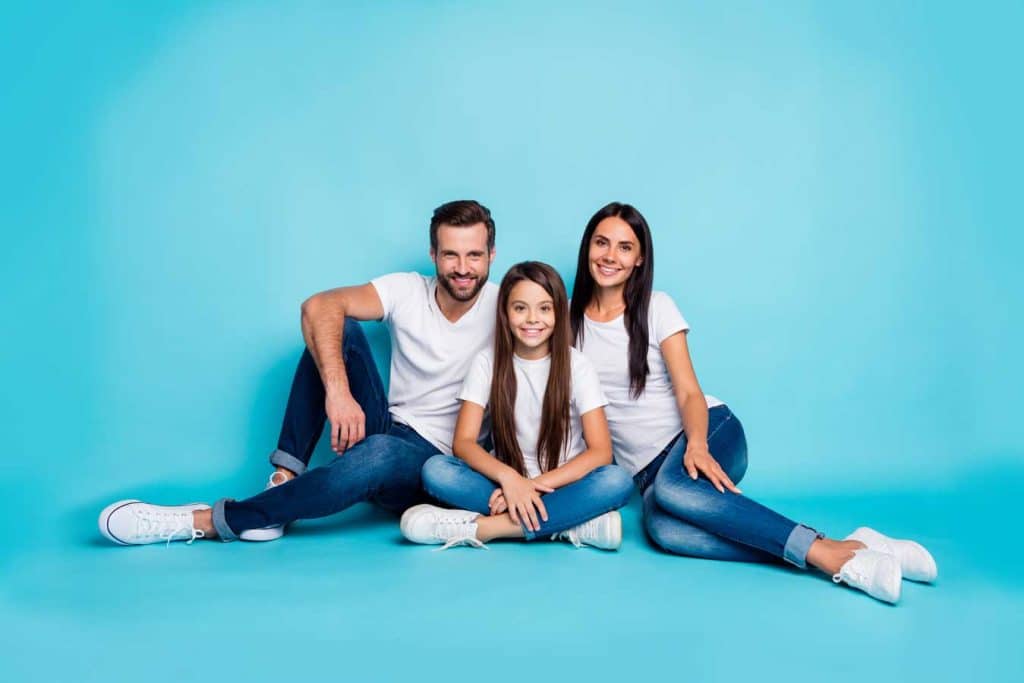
top-left (449, 275), bottom-right (476, 287)
top-left (595, 264), bottom-right (620, 276)
top-left (518, 328), bottom-right (546, 337)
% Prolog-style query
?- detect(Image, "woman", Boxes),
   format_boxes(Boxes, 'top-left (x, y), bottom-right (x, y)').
top-left (401, 261), bottom-right (634, 549)
top-left (570, 202), bottom-right (937, 603)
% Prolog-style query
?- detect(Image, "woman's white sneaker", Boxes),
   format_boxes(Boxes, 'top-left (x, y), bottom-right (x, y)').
top-left (99, 500), bottom-right (209, 546)
top-left (844, 526), bottom-right (938, 582)
top-left (833, 548), bottom-right (902, 604)
top-left (553, 510), bottom-right (622, 550)
top-left (400, 504), bottom-right (485, 549)
top-left (238, 471), bottom-right (291, 542)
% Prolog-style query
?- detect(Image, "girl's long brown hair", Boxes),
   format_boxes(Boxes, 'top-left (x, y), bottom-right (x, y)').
top-left (490, 261), bottom-right (572, 476)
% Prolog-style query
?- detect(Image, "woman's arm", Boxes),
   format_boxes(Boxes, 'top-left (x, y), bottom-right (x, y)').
top-left (661, 331), bottom-right (741, 494)
top-left (532, 407), bottom-right (613, 490)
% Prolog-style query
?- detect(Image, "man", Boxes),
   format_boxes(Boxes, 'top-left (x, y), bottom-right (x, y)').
top-left (99, 200), bottom-right (499, 544)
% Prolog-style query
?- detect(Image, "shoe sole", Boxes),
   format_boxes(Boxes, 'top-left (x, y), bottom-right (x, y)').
top-left (98, 500), bottom-right (211, 545)
top-left (602, 510), bottom-right (623, 550)
top-left (239, 525), bottom-right (286, 542)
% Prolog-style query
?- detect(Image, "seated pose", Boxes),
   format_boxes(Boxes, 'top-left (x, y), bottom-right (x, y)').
top-left (570, 202), bottom-right (937, 603)
top-left (401, 261), bottom-right (634, 550)
top-left (99, 200), bottom-right (501, 545)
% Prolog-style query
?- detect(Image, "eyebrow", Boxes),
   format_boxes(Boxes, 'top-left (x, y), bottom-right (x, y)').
top-left (441, 249), bottom-right (487, 256)
top-left (593, 232), bottom-right (635, 246)
top-left (509, 298), bottom-right (554, 306)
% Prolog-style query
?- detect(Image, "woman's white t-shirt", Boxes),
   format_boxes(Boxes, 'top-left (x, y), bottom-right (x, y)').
top-left (458, 347), bottom-right (608, 478)
top-left (576, 291), bottom-right (723, 476)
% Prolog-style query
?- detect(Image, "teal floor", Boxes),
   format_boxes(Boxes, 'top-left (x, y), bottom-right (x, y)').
top-left (4, 464), bottom-right (1022, 682)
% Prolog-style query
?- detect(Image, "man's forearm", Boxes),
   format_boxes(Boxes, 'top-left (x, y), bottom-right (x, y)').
top-left (301, 296), bottom-right (351, 395)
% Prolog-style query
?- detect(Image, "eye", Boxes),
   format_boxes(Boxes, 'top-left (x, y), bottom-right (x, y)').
top-left (620, 244), bottom-right (632, 252)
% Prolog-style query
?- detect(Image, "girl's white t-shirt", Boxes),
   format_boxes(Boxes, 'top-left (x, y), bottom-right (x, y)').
top-left (371, 272), bottom-right (498, 454)
top-left (458, 347), bottom-right (608, 478)
top-left (576, 291), bottom-right (723, 476)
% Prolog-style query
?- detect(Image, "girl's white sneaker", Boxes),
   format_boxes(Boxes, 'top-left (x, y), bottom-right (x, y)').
top-left (553, 511), bottom-right (622, 550)
top-left (99, 500), bottom-right (209, 546)
top-left (844, 526), bottom-right (938, 582)
top-left (833, 548), bottom-right (902, 604)
top-left (400, 504), bottom-right (485, 550)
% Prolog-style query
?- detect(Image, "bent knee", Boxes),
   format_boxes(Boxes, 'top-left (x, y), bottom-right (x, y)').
top-left (420, 454), bottom-right (462, 489)
top-left (589, 465), bottom-right (634, 506)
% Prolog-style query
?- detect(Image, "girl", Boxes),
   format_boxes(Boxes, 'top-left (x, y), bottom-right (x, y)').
top-left (401, 261), bottom-right (634, 549)
top-left (570, 202), bottom-right (937, 603)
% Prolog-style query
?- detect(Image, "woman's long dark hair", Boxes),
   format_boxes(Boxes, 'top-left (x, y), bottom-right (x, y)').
top-left (490, 261), bottom-right (572, 476)
top-left (569, 202), bottom-right (655, 399)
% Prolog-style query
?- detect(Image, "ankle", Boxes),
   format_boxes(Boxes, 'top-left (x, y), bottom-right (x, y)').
top-left (192, 509), bottom-right (217, 538)
top-left (273, 467), bottom-right (297, 483)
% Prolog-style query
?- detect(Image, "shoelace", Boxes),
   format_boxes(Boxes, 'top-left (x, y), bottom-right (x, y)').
top-left (133, 508), bottom-right (205, 547)
top-left (431, 517), bottom-right (487, 551)
top-left (833, 554), bottom-right (867, 585)
top-left (553, 529), bottom-right (583, 549)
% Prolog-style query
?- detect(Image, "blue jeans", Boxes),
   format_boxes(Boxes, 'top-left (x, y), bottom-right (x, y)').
top-left (637, 405), bottom-right (823, 568)
top-left (421, 454), bottom-right (634, 540)
top-left (211, 319), bottom-right (435, 540)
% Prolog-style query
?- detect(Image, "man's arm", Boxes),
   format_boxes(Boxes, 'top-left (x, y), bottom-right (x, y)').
top-left (300, 283), bottom-right (385, 453)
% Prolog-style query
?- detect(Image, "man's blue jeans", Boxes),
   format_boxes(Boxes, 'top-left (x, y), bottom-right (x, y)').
top-left (211, 319), bottom-right (434, 541)
top-left (421, 454), bottom-right (634, 540)
top-left (636, 405), bottom-right (823, 568)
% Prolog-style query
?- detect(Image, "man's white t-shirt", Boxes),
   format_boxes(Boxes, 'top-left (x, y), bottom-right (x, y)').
top-left (371, 272), bottom-right (498, 453)
top-left (458, 347), bottom-right (608, 478)
top-left (576, 290), bottom-right (723, 476)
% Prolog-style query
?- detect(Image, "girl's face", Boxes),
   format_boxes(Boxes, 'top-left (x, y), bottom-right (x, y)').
top-left (588, 216), bottom-right (643, 289)
top-left (507, 279), bottom-right (556, 355)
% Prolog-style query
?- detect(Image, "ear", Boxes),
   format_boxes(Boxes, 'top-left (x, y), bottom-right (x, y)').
top-left (430, 247), bottom-right (436, 261)
top-left (489, 247), bottom-right (496, 265)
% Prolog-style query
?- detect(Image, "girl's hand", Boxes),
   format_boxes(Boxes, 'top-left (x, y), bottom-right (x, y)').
top-left (683, 444), bottom-right (742, 494)
top-left (488, 488), bottom-right (508, 515)
top-left (498, 473), bottom-right (554, 532)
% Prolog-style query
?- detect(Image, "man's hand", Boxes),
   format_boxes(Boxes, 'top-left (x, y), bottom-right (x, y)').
top-left (325, 387), bottom-right (365, 453)
top-left (683, 443), bottom-right (742, 494)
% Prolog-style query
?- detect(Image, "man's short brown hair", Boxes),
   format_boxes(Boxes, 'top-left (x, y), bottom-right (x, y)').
top-left (430, 200), bottom-right (495, 251)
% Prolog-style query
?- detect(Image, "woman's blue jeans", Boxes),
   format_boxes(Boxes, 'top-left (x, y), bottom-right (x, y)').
top-left (637, 405), bottom-right (823, 568)
top-left (421, 454), bottom-right (634, 540)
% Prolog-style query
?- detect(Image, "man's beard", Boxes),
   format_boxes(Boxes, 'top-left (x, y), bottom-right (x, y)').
top-left (437, 270), bottom-right (488, 302)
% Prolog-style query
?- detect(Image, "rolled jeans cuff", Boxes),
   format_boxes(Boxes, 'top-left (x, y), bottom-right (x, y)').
top-left (783, 523), bottom-right (824, 569)
top-left (212, 498), bottom-right (240, 542)
top-left (269, 449), bottom-right (306, 476)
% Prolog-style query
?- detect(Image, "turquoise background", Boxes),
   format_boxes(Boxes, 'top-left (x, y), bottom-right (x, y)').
top-left (3, 2), bottom-right (1021, 681)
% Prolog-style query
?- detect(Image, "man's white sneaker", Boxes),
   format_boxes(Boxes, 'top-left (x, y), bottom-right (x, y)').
top-left (832, 549), bottom-right (902, 604)
top-left (553, 510), bottom-right (622, 550)
top-left (99, 500), bottom-right (209, 546)
top-left (400, 504), bottom-right (485, 550)
top-left (239, 471), bottom-right (291, 542)
top-left (844, 526), bottom-right (937, 582)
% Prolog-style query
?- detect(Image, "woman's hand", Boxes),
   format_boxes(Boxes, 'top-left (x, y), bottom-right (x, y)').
top-left (683, 443), bottom-right (742, 494)
top-left (497, 473), bottom-right (554, 532)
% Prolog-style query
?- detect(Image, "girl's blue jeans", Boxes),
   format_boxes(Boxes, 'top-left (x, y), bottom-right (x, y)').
top-left (421, 454), bottom-right (633, 540)
top-left (637, 405), bottom-right (823, 568)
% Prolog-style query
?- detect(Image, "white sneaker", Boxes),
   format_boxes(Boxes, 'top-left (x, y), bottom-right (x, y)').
top-left (553, 511), bottom-right (622, 550)
top-left (845, 526), bottom-right (938, 582)
top-left (99, 500), bottom-right (209, 546)
top-left (832, 549), bottom-right (902, 604)
top-left (239, 471), bottom-right (291, 542)
top-left (400, 504), bottom-right (486, 550)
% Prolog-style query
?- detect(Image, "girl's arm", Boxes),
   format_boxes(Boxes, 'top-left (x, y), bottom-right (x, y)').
top-left (532, 407), bottom-right (613, 490)
top-left (661, 331), bottom-right (740, 494)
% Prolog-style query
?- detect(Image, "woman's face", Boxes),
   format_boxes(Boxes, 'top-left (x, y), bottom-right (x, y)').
top-left (507, 279), bottom-right (556, 353)
top-left (588, 216), bottom-right (643, 289)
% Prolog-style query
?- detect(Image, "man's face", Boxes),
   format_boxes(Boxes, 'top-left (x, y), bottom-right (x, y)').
top-left (431, 223), bottom-right (494, 302)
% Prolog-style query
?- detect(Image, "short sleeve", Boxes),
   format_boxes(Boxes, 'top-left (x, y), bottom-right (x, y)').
top-left (571, 351), bottom-right (608, 415)
top-left (457, 350), bottom-right (493, 408)
top-left (651, 291), bottom-right (690, 344)
top-left (370, 272), bottom-right (421, 323)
